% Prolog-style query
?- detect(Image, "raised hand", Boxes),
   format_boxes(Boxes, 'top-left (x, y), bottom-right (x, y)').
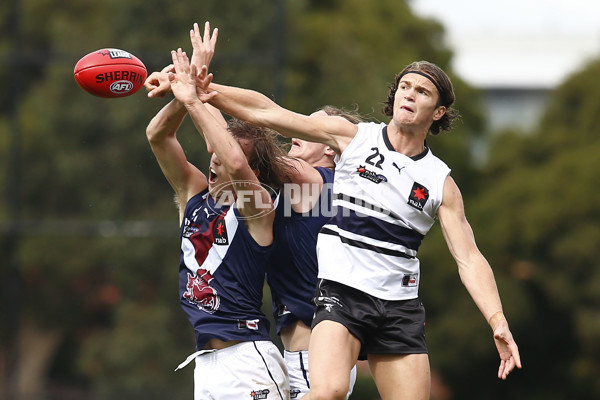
top-left (168, 49), bottom-right (198, 106)
top-left (145, 64), bottom-right (175, 98)
top-left (193, 64), bottom-right (216, 103)
top-left (146, 22), bottom-right (217, 100)
top-left (190, 21), bottom-right (218, 72)
top-left (169, 49), bottom-right (217, 106)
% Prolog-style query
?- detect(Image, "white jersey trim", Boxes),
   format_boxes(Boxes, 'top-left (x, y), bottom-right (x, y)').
top-left (181, 207), bottom-right (240, 276)
top-left (320, 224), bottom-right (418, 258)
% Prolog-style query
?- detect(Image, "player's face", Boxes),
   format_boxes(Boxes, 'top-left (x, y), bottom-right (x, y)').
top-left (208, 137), bottom-right (255, 199)
top-left (393, 73), bottom-right (445, 131)
top-left (288, 109), bottom-right (331, 164)
top-left (208, 152), bottom-right (233, 198)
top-left (288, 138), bottom-right (328, 164)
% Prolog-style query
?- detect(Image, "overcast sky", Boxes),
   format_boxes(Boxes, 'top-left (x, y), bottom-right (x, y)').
top-left (409, 0), bottom-right (600, 88)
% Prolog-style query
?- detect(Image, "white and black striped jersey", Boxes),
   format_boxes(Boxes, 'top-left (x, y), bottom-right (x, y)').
top-left (316, 122), bottom-right (451, 300)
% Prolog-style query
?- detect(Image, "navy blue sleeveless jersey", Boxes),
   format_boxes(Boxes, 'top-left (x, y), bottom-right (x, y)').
top-left (179, 190), bottom-right (272, 350)
top-left (267, 167), bottom-right (335, 333)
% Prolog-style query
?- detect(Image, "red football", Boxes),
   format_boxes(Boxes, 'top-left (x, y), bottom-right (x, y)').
top-left (74, 48), bottom-right (147, 98)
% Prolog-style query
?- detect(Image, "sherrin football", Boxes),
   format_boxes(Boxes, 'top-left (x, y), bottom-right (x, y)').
top-left (74, 48), bottom-right (147, 98)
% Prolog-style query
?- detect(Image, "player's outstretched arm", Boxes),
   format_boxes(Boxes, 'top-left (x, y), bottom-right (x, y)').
top-left (169, 49), bottom-right (275, 239)
top-left (146, 23), bottom-right (224, 155)
top-left (185, 21), bottom-right (356, 152)
top-left (189, 21), bottom-right (227, 135)
top-left (202, 82), bottom-right (357, 155)
top-left (168, 49), bottom-right (239, 175)
top-left (438, 176), bottom-right (522, 379)
top-left (146, 95), bottom-right (207, 222)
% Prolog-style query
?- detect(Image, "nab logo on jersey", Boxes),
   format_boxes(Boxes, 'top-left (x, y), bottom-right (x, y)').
top-left (213, 218), bottom-right (228, 245)
top-left (402, 274), bottom-right (418, 287)
top-left (407, 182), bottom-right (429, 210)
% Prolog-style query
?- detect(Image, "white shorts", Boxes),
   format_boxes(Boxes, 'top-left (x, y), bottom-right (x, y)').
top-left (284, 350), bottom-right (357, 400)
top-left (178, 341), bottom-right (289, 400)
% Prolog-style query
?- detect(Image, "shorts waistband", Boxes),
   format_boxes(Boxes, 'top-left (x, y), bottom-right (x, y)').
top-left (174, 341), bottom-right (274, 371)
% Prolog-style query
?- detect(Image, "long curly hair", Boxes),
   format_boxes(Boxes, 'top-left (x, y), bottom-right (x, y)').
top-left (227, 118), bottom-right (296, 191)
top-left (382, 61), bottom-right (460, 135)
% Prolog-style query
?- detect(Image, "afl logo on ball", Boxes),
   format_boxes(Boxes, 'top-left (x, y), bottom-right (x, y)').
top-left (110, 80), bottom-right (134, 94)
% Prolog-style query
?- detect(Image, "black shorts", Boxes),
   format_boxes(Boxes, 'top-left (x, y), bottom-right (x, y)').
top-left (311, 279), bottom-right (427, 360)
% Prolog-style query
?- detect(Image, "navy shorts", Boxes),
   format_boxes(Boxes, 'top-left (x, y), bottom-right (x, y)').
top-left (311, 279), bottom-right (428, 360)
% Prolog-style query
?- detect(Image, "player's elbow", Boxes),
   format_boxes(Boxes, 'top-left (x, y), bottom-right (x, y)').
top-left (225, 151), bottom-right (249, 175)
top-left (247, 102), bottom-right (286, 129)
top-left (146, 118), bottom-right (173, 145)
top-left (146, 119), bottom-right (161, 143)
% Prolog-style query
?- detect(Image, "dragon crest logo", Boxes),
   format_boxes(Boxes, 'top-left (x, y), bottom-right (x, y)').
top-left (183, 268), bottom-right (220, 313)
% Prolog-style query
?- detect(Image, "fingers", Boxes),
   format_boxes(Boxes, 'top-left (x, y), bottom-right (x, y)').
top-left (204, 72), bottom-right (213, 86)
top-left (498, 358), bottom-right (510, 380)
top-left (194, 68), bottom-right (213, 91)
top-left (171, 49), bottom-right (190, 72)
top-left (511, 342), bottom-right (522, 369)
top-left (158, 24), bottom-right (216, 101)
top-left (203, 21), bottom-right (210, 41)
top-left (499, 356), bottom-right (517, 380)
top-left (144, 74), bottom-right (163, 98)
top-left (170, 49), bottom-right (178, 67)
top-left (191, 64), bottom-right (206, 81)
top-left (160, 64), bottom-right (175, 74)
top-left (147, 87), bottom-right (166, 98)
top-left (493, 327), bottom-right (522, 380)
top-left (200, 21), bottom-right (217, 44)
top-left (193, 65), bottom-right (212, 81)
top-left (198, 91), bottom-right (218, 103)
top-left (211, 27), bottom-right (218, 48)
top-left (191, 21), bottom-right (214, 48)
top-left (195, 66), bottom-right (216, 103)
top-left (497, 344), bottom-right (522, 380)
top-left (144, 78), bottom-right (158, 92)
top-left (166, 71), bottom-right (176, 84)
top-left (196, 64), bottom-right (208, 79)
top-left (190, 21), bottom-right (217, 72)
top-left (170, 48), bottom-right (184, 66)
top-left (191, 22), bottom-right (200, 47)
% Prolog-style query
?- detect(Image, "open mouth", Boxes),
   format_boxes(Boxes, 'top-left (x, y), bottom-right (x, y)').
top-left (291, 139), bottom-right (301, 147)
top-left (208, 167), bottom-right (218, 183)
top-left (400, 105), bottom-right (414, 113)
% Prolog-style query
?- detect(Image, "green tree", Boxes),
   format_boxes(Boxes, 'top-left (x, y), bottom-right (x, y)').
top-left (447, 59), bottom-right (600, 399)
top-left (1, 0), bottom-right (282, 397)
top-left (0, 0), bottom-right (486, 398)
